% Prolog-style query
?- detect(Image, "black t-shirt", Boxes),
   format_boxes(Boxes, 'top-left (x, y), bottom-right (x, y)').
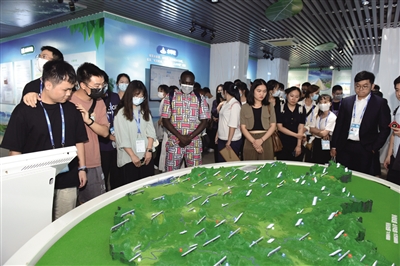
top-left (251, 107), bottom-right (263, 130)
top-left (1, 101), bottom-right (88, 189)
top-left (276, 103), bottom-right (306, 150)
top-left (21, 78), bottom-right (41, 102)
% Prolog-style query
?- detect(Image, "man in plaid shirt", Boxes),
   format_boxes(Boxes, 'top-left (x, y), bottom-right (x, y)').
top-left (161, 70), bottom-right (210, 171)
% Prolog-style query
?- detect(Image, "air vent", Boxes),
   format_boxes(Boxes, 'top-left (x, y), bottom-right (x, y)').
top-left (261, 38), bottom-right (299, 47)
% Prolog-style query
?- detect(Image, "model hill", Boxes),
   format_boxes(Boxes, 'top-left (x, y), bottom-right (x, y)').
top-left (109, 162), bottom-right (392, 265)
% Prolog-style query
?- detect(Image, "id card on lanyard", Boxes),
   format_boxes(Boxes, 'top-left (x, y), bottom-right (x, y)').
top-left (349, 94), bottom-right (371, 138)
top-left (39, 82), bottom-right (68, 173)
top-left (318, 113), bottom-right (331, 150)
top-left (134, 109), bottom-right (146, 153)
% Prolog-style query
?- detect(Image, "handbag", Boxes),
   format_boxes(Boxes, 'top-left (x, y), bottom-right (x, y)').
top-left (271, 130), bottom-right (283, 153)
top-left (267, 105), bottom-right (283, 153)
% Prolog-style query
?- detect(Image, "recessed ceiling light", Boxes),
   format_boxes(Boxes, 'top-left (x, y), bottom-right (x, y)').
top-left (365, 17), bottom-right (372, 23)
top-left (361, 0), bottom-right (369, 6)
top-left (260, 28), bottom-right (268, 33)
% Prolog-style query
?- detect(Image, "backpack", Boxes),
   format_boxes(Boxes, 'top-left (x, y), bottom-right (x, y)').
top-left (169, 89), bottom-right (202, 109)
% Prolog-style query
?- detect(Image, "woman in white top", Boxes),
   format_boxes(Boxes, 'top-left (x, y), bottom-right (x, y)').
top-left (114, 80), bottom-right (156, 184)
top-left (215, 82), bottom-right (242, 162)
top-left (309, 94), bottom-right (337, 164)
top-left (298, 84), bottom-right (320, 161)
top-left (155, 84), bottom-right (170, 172)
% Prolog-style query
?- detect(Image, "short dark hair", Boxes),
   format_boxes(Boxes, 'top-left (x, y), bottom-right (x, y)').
top-left (374, 84), bottom-right (380, 91)
top-left (354, 71), bottom-right (375, 84)
top-left (285, 86), bottom-right (302, 97)
top-left (203, 87), bottom-right (211, 94)
top-left (158, 84), bottom-right (170, 94)
top-left (372, 90), bottom-right (383, 98)
top-left (180, 70), bottom-right (195, 81)
top-left (317, 94), bottom-right (332, 103)
top-left (332, 85), bottom-right (343, 94)
top-left (76, 62), bottom-right (104, 84)
top-left (41, 46), bottom-right (64, 61)
top-left (234, 79), bottom-right (242, 85)
top-left (394, 76), bottom-right (400, 88)
top-left (247, 79), bottom-right (269, 106)
top-left (42, 60), bottom-right (76, 86)
top-left (266, 79), bottom-right (279, 93)
top-left (116, 73), bottom-right (131, 84)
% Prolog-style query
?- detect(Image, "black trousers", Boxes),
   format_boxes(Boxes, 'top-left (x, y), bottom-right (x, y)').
top-left (121, 159), bottom-right (154, 185)
top-left (100, 150), bottom-right (122, 191)
top-left (311, 138), bottom-right (332, 165)
top-left (387, 155), bottom-right (400, 185)
top-left (337, 140), bottom-right (380, 176)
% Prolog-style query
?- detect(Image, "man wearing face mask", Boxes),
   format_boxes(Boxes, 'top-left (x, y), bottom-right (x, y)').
top-left (70, 62), bottom-right (109, 203)
top-left (21, 46), bottom-right (64, 107)
top-left (331, 85), bottom-right (344, 116)
top-left (161, 70), bottom-right (210, 171)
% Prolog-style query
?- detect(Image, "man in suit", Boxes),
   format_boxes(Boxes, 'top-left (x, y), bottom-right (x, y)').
top-left (330, 71), bottom-right (391, 176)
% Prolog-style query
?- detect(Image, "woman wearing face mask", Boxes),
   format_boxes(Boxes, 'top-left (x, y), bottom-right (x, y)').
top-left (211, 84), bottom-right (224, 162)
top-left (309, 95), bottom-right (337, 164)
top-left (215, 83), bottom-right (242, 162)
top-left (114, 80), bottom-right (157, 184)
top-left (298, 84), bottom-right (320, 162)
top-left (99, 73), bottom-right (130, 191)
top-left (155, 84), bottom-right (170, 172)
top-left (276, 86), bottom-right (306, 161)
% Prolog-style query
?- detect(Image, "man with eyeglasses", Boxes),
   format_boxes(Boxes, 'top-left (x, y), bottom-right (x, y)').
top-left (1, 60), bottom-right (88, 220)
top-left (70, 62), bottom-right (109, 203)
top-left (21, 46), bottom-right (64, 107)
top-left (331, 71), bottom-right (391, 176)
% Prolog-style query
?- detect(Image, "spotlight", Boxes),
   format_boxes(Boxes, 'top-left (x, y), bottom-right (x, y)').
top-left (329, 65), bottom-right (334, 70)
top-left (361, 0), bottom-right (369, 6)
top-left (337, 66), bottom-right (341, 71)
top-left (201, 29), bottom-right (207, 38)
top-left (270, 55), bottom-right (274, 61)
top-left (210, 32), bottom-right (215, 40)
top-left (189, 22), bottom-right (196, 33)
top-left (69, 1), bottom-right (75, 11)
top-left (263, 53), bottom-right (270, 59)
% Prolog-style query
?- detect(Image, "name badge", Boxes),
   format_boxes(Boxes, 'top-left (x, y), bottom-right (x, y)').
top-left (321, 140), bottom-right (330, 150)
top-left (349, 123), bottom-right (360, 137)
top-left (136, 139), bottom-right (146, 153)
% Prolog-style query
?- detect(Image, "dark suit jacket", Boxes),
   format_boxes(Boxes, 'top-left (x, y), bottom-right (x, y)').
top-left (331, 93), bottom-right (391, 153)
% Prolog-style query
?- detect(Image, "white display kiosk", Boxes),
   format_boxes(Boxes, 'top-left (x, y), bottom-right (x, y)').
top-left (0, 146), bottom-right (77, 265)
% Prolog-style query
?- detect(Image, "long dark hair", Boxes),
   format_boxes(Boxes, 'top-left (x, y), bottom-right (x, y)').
top-left (224, 83), bottom-right (241, 104)
top-left (116, 80), bottom-right (151, 121)
top-left (215, 84), bottom-right (224, 104)
top-left (247, 78), bottom-right (270, 106)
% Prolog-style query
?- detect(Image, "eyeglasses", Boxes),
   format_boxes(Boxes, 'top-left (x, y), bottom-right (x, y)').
top-left (85, 83), bottom-right (108, 91)
top-left (36, 53), bottom-right (53, 60)
top-left (355, 84), bottom-right (370, 91)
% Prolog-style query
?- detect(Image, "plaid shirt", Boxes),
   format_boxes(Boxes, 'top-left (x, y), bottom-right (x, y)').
top-left (161, 90), bottom-right (210, 136)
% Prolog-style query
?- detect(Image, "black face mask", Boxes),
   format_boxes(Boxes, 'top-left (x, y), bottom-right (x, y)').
top-left (89, 88), bottom-right (104, 99)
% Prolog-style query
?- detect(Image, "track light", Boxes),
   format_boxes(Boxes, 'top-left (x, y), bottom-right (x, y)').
top-left (263, 53), bottom-right (270, 59)
top-left (210, 32), bottom-right (215, 40)
top-left (201, 29), bottom-right (207, 38)
top-left (263, 50), bottom-right (274, 61)
top-left (189, 22), bottom-right (196, 33)
top-left (337, 66), bottom-right (341, 71)
top-left (270, 55), bottom-right (274, 61)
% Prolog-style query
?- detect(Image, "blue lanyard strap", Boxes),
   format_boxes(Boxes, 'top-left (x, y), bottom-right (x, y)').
top-left (133, 109), bottom-right (141, 134)
top-left (318, 112), bottom-right (330, 129)
top-left (39, 101), bottom-right (65, 148)
top-left (352, 94), bottom-right (371, 122)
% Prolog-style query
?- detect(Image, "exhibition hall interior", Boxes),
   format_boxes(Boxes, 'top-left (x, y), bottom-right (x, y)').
top-left (0, 0), bottom-right (399, 265)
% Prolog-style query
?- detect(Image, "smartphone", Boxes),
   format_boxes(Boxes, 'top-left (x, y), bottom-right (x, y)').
top-left (140, 157), bottom-right (145, 166)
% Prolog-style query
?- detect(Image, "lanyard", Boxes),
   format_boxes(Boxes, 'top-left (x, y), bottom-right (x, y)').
top-left (133, 109), bottom-right (141, 134)
top-left (352, 94), bottom-right (371, 122)
top-left (318, 112), bottom-right (330, 130)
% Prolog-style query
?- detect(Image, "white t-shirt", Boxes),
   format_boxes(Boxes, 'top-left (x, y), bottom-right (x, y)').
top-left (218, 98), bottom-right (242, 141)
top-left (310, 111), bottom-right (337, 139)
top-left (299, 99), bottom-right (318, 135)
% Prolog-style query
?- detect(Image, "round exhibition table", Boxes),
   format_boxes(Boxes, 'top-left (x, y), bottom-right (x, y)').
top-left (5, 161), bottom-right (400, 265)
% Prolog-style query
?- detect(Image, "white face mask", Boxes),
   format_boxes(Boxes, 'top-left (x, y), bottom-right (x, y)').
top-left (181, 84), bottom-right (194, 94)
top-left (272, 90), bottom-right (280, 97)
top-left (318, 103), bottom-right (331, 112)
top-left (158, 91), bottom-right (164, 99)
top-left (118, 83), bottom-right (128, 92)
top-left (36, 57), bottom-right (48, 73)
top-left (132, 97), bottom-right (144, 106)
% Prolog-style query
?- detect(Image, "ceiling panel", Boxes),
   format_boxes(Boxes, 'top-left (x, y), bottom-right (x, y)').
top-left (0, 0), bottom-right (398, 68)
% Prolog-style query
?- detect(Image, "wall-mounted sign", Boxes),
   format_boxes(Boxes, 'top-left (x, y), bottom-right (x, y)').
top-left (156, 46), bottom-right (178, 57)
top-left (20, 45), bottom-right (34, 55)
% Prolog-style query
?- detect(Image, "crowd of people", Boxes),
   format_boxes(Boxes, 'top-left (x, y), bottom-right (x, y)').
top-left (1, 45), bottom-right (399, 221)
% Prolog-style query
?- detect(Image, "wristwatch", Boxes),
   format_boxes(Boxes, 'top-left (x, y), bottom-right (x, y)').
top-left (146, 148), bottom-right (153, 153)
top-left (78, 166), bottom-right (88, 173)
